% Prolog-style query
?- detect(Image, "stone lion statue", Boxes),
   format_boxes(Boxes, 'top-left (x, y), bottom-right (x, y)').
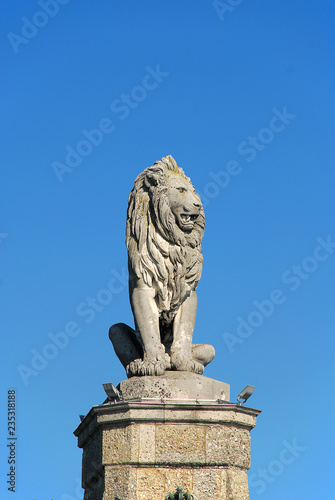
top-left (109, 155), bottom-right (215, 377)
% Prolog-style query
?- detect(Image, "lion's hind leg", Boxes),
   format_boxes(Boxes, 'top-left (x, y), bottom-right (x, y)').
top-left (109, 323), bottom-right (143, 371)
top-left (109, 323), bottom-right (167, 377)
top-left (192, 343), bottom-right (215, 367)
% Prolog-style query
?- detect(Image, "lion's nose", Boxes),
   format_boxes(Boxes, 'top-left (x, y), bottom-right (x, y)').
top-left (193, 202), bottom-right (201, 209)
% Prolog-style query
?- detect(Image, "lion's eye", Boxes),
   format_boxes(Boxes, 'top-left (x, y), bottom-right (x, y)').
top-left (177, 187), bottom-right (186, 193)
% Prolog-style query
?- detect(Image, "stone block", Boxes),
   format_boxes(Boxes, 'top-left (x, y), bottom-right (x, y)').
top-left (102, 425), bottom-right (139, 464)
top-left (119, 371), bottom-right (230, 402)
top-left (104, 465), bottom-right (137, 500)
top-left (136, 468), bottom-right (166, 500)
top-left (163, 468), bottom-right (194, 497)
top-left (82, 430), bottom-right (103, 492)
top-left (155, 423), bottom-right (206, 464)
top-left (193, 468), bottom-right (222, 499)
top-left (221, 468), bottom-right (250, 500)
top-left (138, 424), bottom-right (156, 463)
top-left (206, 425), bottom-right (250, 468)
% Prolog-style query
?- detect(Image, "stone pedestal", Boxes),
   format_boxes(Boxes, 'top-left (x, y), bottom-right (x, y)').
top-left (74, 373), bottom-right (260, 500)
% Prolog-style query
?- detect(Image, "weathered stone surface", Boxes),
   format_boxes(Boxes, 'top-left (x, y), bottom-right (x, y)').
top-left (163, 468), bottom-right (194, 498)
top-left (81, 430), bottom-right (103, 496)
top-left (74, 397), bottom-right (260, 499)
top-left (103, 465), bottom-right (137, 500)
top-left (119, 371), bottom-right (230, 402)
top-left (206, 425), bottom-right (251, 468)
top-left (221, 468), bottom-right (250, 499)
top-left (102, 425), bottom-right (139, 464)
top-left (136, 468), bottom-right (166, 500)
top-left (193, 468), bottom-right (221, 498)
top-left (102, 466), bottom-right (249, 500)
top-left (155, 423), bottom-right (206, 464)
top-left (135, 468), bottom-right (195, 500)
top-left (138, 424), bottom-right (155, 463)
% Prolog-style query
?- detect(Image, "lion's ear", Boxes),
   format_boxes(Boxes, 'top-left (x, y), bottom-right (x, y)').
top-left (145, 167), bottom-right (162, 188)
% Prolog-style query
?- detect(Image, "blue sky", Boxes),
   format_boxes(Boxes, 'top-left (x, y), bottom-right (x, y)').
top-left (1, 1), bottom-right (334, 499)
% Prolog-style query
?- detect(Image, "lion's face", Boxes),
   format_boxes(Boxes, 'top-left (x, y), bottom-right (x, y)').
top-left (166, 174), bottom-right (202, 232)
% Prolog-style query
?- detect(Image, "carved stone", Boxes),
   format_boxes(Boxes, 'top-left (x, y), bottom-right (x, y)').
top-left (109, 155), bottom-right (215, 377)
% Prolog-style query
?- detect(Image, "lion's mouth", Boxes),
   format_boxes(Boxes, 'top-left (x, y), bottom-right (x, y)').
top-left (181, 213), bottom-right (198, 223)
top-left (179, 213), bottom-right (199, 229)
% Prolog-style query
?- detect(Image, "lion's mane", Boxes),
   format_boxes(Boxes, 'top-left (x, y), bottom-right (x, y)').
top-left (126, 155), bottom-right (205, 324)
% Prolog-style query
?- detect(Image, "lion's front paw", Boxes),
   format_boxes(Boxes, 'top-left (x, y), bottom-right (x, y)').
top-left (126, 358), bottom-right (142, 377)
top-left (126, 354), bottom-right (167, 377)
top-left (170, 353), bottom-right (204, 375)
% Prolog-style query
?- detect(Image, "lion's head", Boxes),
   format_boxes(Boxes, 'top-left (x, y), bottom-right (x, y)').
top-left (126, 155), bottom-right (205, 321)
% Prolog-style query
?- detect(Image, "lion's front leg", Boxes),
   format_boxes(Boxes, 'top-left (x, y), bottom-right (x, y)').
top-left (170, 290), bottom-right (204, 374)
top-left (127, 280), bottom-right (167, 377)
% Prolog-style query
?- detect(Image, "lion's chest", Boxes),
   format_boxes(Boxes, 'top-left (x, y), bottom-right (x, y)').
top-left (155, 245), bottom-right (199, 320)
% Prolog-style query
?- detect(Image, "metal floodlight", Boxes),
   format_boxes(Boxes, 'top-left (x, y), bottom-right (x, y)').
top-left (237, 385), bottom-right (255, 405)
top-left (102, 382), bottom-right (121, 401)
